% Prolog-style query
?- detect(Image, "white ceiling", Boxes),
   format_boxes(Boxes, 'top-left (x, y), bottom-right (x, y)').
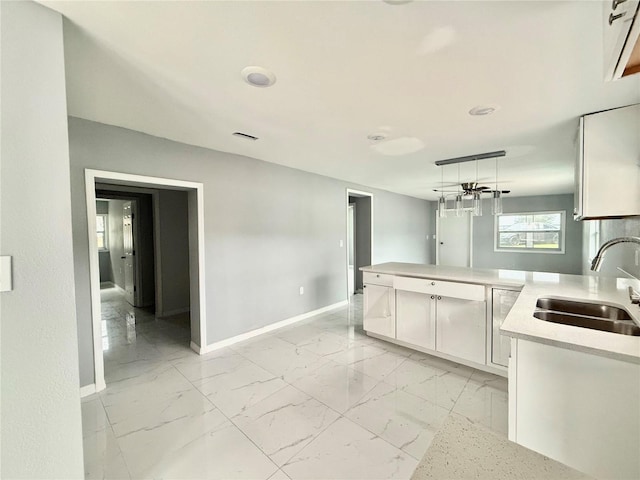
top-left (42, 0), bottom-right (640, 200)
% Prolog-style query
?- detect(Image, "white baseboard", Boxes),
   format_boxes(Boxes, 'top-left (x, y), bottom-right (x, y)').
top-left (80, 384), bottom-right (96, 398)
top-left (100, 281), bottom-right (114, 289)
top-left (196, 300), bottom-right (348, 355)
top-left (159, 307), bottom-right (190, 318)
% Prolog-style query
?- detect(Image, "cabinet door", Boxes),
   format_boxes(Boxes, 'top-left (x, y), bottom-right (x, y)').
top-left (363, 284), bottom-right (395, 338)
top-left (491, 289), bottom-right (519, 367)
top-left (579, 104), bottom-right (640, 219)
top-left (436, 296), bottom-right (486, 364)
top-left (396, 290), bottom-right (436, 350)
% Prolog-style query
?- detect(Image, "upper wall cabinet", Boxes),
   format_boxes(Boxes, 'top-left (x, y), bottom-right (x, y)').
top-left (604, 0), bottom-right (640, 80)
top-left (574, 104), bottom-right (640, 220)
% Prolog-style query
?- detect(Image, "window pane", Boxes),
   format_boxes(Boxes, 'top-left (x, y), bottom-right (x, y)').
top-left (97, 233), bottom-right (105, 249)
top-left (96, 215), bottom-right (105, 232)
top-left (496, 211), bottom-right (564, 253)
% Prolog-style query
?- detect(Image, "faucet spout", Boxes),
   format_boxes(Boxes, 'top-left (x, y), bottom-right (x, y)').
top-left (590, 237), bottom-right (640, 272)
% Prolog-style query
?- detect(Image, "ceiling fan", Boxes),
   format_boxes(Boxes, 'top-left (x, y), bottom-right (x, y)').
top-left (433, 182), bottom-right (510, 196)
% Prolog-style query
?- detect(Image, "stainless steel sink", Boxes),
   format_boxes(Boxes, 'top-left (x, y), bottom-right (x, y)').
top-left (534, 297), bottom-right (640, 336)
top-left (536, 297), bottom-right (632, 320)
top-left (533, 310), bottom-right (640, 336)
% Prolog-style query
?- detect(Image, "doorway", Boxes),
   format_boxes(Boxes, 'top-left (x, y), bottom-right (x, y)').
top-left (436, 211), bottom-right (473, 267)
top-left (85, 170), bottom-right (206, 392)
top-left (346, 189), bottom-right (373, 298)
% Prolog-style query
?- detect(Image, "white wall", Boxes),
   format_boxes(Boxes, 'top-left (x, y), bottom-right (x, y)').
top-left (68, 118), bottom-right (432, 387)
top-left (0, 1), bottom-right (84, 477)
top-left (582, 217), bottom-right (640, 277)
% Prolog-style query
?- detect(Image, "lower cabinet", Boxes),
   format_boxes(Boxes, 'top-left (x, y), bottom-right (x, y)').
top-left (435, 296), bottom-right (486, 365)
top-left (396, 290), bottom-right (436, 350)
top-left (363, 283), bottom-right (395, 338)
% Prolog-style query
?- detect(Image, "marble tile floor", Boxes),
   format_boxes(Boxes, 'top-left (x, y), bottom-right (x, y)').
top-left (83, 288), bottom-right (508, 479)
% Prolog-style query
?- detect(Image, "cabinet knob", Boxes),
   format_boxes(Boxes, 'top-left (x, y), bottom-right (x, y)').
top-left (363, 285), bottom-right (367, 288)
top-left (376, 274), bottom-right (380, 277)
top-left (431, 281), bottom-right (436, 286)
top-left (609, 11), bottom-right (626, 25)
top-left (430, 295), bottom-right (435, 300)
top-left (437, 296), bottom-right (442, 300)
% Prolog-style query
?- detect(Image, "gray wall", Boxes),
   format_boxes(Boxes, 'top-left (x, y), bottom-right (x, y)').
top-left (0, 1), bottom-right (84, 477)
top-left (68, 118), bottom-right (432, 387)
top-left (472, 194), bottom-right (583, 274)
top-left (582, 217), bottom-right (640, 277)
top-left (158, 190), bottom-right (190, 315)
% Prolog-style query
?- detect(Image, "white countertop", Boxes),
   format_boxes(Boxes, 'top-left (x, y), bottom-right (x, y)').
top-left (362, 262), bottom-right (640, 364)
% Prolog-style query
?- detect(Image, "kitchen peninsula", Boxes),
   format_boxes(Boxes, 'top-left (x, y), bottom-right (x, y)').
top-left (361, 262), bottom-right (640, 480)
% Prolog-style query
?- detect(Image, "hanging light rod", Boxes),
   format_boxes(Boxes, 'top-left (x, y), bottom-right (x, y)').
top-left (434, 150), bottom-right (506, 166)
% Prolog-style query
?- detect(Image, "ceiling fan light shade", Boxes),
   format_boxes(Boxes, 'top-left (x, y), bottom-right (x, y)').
top-left (491, 190), bottom-right (503, 215)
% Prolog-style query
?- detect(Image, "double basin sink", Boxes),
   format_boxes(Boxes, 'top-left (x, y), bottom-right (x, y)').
top-left (534, 297), bottom-right (640, 336)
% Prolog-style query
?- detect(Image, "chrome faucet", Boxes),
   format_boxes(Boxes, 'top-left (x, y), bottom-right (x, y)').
top-left (590, 237), bottom-right (640, 271)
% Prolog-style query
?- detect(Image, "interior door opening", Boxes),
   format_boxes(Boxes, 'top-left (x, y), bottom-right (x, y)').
top-left (86, 170), bottom-right (206, 393)
top-left (346, 189), bottom-right (373, 300)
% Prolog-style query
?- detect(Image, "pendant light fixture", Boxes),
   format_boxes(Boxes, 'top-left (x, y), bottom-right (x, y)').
top-left (491, 157), bottom-right (503, 215)
top-left (437, 166), bottom-right (447, 218)
top-left (454, 164), bottom-right (463, 217)
top-left (472, 160), bottom-right (482, 217)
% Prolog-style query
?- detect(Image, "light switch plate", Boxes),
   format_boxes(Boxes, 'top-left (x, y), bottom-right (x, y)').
top-left (0, 256), bottom-right (13, 292)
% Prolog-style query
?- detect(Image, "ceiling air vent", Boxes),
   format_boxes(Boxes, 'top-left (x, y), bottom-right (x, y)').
top-left (233, 132), bottom-right (259, 141)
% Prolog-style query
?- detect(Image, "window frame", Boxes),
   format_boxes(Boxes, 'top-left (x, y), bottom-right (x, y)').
top-left (494, 210), bottom-right (566, 254)
top-left (96, 213), bottom-right (109, 252)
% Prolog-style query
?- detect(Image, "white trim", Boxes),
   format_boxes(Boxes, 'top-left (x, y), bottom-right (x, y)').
top-left (195, 300), bottom-right (348, 354)
top-left (80, 383), bottom-right (96, 398)
top-left (158, 307), bottom-right (190, 318)
top-left (85, 169), bottom-right (206, 393)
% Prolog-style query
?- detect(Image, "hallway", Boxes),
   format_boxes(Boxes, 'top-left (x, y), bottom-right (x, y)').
top-left (82, 290), bottom-right (507, 479)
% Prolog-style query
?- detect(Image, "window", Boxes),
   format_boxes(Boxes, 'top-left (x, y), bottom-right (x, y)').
top-left (97, 214), bottom-right (108, 251)
top-left (495, 211), bottom-right (565, 253)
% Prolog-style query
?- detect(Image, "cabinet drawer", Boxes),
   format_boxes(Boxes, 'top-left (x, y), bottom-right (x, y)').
top-left (363, 272), bottom-right (394, 287)
top-left (394, 276), bottom-right (485, 301)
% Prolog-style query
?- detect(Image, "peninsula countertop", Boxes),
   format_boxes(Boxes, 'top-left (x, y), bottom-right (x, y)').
top-left (361, 262), bottom-right (640, 364)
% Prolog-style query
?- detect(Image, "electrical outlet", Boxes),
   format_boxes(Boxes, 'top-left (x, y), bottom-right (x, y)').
top-left (299, 286), bottom-right (304, 295)
top-left (0, 256), bottom-right (13, 292)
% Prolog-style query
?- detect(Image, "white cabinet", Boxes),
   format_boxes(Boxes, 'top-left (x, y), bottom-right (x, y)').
top-left (436, 296), bottom-right (486, 365)
top-left (510, 339), bottom-right (640, 480)
top-left (363, 283), bottom-right (395, 338)
top-left (575, 103), bottom-right (640, 220)
top-left (603, 0), bottom-right (640, 81)
top-left (394, 276), bottom-right (487, 366)
top-left (396, 290), bottom-right (436, 350)
top-left (491, 288), bottom-right (520, 367)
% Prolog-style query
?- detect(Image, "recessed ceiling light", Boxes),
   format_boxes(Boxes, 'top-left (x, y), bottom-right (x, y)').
top-left (241, 66), bottom-right (276, 88)
top-left (367, 133), bottom-right (387, 141)
top-left (469, 105), bottom-right (500, 116)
